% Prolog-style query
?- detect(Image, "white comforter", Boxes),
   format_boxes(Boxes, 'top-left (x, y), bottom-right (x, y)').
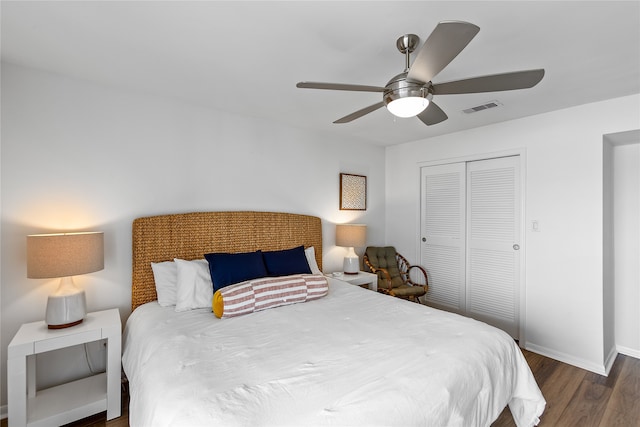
top-left (123, 279), bottom-right (545, 427)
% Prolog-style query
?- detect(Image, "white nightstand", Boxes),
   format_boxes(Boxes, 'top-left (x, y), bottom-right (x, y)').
top-left (7, 309), bottom-right (121, 427)
top-left (335, 271), bottom-right (378, 291)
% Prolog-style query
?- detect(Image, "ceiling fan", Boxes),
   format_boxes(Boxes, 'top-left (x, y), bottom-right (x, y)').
top-left (296, 21), bottom-right (544, 126)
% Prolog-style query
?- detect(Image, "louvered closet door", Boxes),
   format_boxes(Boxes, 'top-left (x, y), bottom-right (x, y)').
top-left (420, 163), bottom-right (466, 313)
top-left (421, 156), bottom-right (521, 339)
top-left (466, 156), bottom-right (520, 338)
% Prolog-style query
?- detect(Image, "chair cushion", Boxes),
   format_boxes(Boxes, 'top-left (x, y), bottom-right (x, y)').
top-left (365, 246), bottom-right (404, 289)
top-left (389, 284), bottom-right (427, 298)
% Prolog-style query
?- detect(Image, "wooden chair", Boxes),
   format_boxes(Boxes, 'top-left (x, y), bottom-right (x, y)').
top-left (363, 246), bottom-right (428, 303)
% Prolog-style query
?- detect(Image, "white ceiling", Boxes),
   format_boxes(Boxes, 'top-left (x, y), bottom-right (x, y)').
top-left (2, 1), bottom-right (639, 146)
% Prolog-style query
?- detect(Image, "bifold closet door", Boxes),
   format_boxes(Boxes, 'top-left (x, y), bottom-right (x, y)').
top-left (420, 162), bottom-right (466, 313)
top-left (420, 156), bottom-right (521, 339)
top-left (466, 156), bottom-right (520, 338)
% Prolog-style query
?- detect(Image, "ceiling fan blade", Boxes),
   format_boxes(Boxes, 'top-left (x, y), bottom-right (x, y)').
top-left (297, 82), bottom-right (385, 92)
top-left (407, 21), bottom-right (480, 83)
top-left (334, 101), bottom-right (385, 123)
top-left (417, 101), bottom-right (448, 126)
top-left (432, 69), bottom-right (545, 94)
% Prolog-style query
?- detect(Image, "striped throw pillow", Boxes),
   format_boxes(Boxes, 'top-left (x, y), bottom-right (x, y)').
top-left (212, 274), bottom-right (328, 318)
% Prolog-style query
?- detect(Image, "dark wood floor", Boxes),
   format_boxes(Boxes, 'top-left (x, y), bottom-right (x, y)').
top-left (493, 350), bottom-right (640, 426)
top-left (3, 350), bottom-right (638, 427)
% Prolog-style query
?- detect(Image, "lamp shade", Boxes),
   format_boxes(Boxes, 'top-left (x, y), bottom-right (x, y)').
top-left (27, 232), bottom-right (104, 278)
top-left (335, 224), bottom-right (367, 248)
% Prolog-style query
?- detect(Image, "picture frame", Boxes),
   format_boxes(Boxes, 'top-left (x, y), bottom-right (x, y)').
top-left (339, 173), bottom-right (367, 210)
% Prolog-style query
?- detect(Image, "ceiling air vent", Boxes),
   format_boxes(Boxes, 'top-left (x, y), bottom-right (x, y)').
top-left (463, 100), bottom-right (502, 114)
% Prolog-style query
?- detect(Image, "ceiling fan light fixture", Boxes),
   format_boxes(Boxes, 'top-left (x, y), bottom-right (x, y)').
top-left (387, 96), bottom-right (429, 118)
top-left (383, 72), bottom-right (432, 118)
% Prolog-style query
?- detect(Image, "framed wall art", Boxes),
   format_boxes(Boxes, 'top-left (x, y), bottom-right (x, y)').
top-left (339, 173), bottom-right (367, 210)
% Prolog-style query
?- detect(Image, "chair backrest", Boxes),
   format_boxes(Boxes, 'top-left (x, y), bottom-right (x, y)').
top-left (365, 246), bottom-right (404, 288)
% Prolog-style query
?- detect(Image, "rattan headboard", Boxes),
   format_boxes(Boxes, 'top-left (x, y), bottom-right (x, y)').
top-left (131, 211), bottom-right (322, 310)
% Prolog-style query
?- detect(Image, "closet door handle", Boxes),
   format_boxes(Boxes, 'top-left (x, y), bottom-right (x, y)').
top-left (513, 244), bottom-right (520, 250)
top-left (422, 237), bottom-right (426, 242)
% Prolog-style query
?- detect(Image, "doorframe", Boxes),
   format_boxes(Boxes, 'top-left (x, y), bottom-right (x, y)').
top-left (416, 148), bottom-right (528, 344)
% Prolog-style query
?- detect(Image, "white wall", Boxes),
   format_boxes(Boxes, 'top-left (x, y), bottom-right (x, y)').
top-left (385, 94), bottom-right (640, 374)
top-left (0, 63), bottom-right (386, 407)
top-left (612, 141), bottom-right (640, 357)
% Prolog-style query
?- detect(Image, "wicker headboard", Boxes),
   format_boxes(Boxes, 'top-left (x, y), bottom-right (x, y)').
top-left (131, 211), bottom-right (322, 310)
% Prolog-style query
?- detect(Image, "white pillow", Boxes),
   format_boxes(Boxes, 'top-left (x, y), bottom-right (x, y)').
top-left (174, 258), bottom-right (214, 312)
top-left (305, 246), bottom-right (322, 275)
top-left (151, 260), bottom-right (177, 307)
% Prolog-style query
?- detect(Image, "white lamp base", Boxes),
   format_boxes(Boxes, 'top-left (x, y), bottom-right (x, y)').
top-left (45, 277), bottom-right (87, 329)
top-left (343, 247), bottom-right (360, 275)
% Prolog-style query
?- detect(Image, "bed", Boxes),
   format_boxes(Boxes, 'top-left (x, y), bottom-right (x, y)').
top-left (122, 211), bottom-right (545, 426)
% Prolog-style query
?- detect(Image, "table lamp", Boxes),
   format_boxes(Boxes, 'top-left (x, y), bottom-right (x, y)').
top-left (27, 232), bottom-right (104, 329)
top-left (335, 224), bottom-right (367, 274)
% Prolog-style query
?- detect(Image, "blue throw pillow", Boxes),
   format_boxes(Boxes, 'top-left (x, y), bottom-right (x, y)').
top-left (204, 250), bottom-right (268, 292)
top-left (262, 245), bottom-right (312, 277)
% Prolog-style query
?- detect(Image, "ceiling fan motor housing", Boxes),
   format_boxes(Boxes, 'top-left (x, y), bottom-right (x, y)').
top-left (383, 72), bottom-right (433, 107)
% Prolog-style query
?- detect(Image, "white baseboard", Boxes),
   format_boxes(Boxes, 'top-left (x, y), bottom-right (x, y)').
top-left (604, 346), bottom-right (619, 376)
top-left (1, 404), bottom-right (7, 420)
top-left (524, 342), bottom-right (608, 375)
top-left (617, 345), bottom-right (640, 359)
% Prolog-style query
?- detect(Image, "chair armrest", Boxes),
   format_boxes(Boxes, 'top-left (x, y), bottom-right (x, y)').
top-left (363, 255), bottom-right (393, 290)
top-left (406, 264), bottom-right (429, 292)
top-left (373, 267), bottom-right (393, 290)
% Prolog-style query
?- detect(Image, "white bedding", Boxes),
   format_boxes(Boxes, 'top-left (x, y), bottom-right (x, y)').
top-left (123, 278), bottom-right (545, 427)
